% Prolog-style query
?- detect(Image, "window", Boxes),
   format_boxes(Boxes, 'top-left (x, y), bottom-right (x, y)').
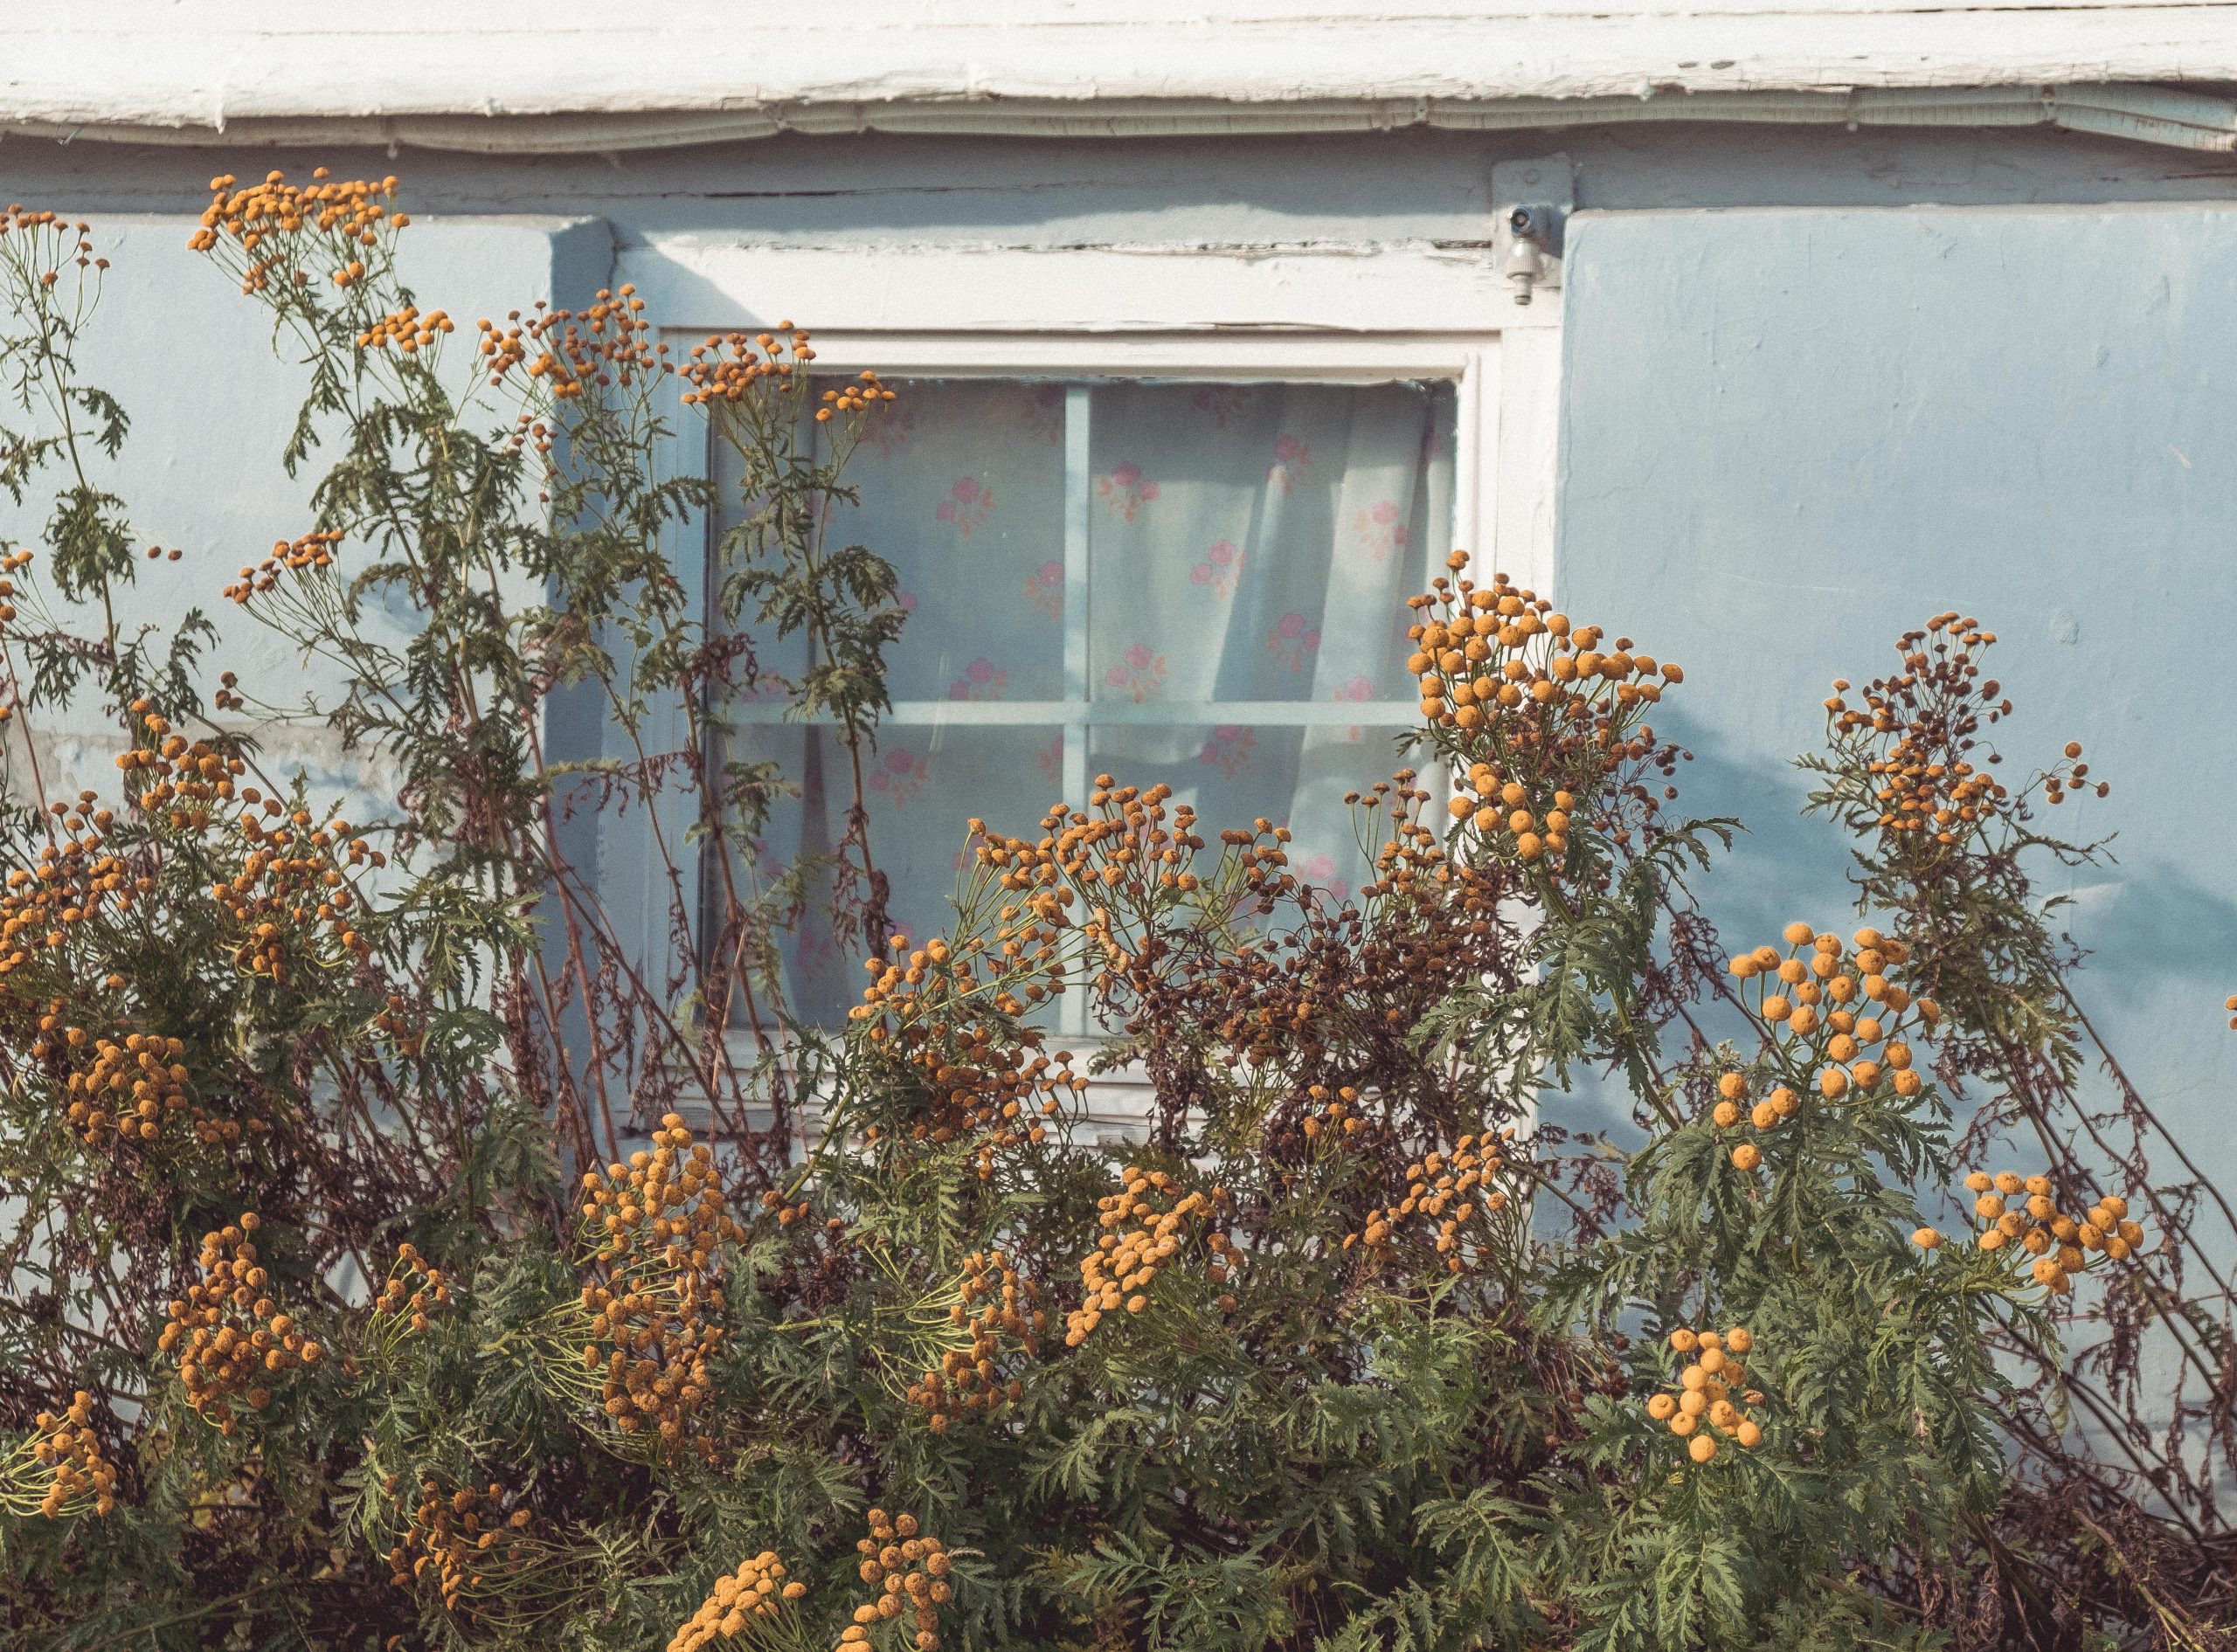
top-left (719, 373), bottom-right (1457, 1026)
top-left (610, 242), bottom-right (1562, 1104)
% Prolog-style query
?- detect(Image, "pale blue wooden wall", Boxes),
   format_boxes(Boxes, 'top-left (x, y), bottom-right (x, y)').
top-left (1557, 203), bottom-right (2237, 1201)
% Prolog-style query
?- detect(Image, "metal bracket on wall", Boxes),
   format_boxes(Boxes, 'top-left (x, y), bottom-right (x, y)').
top-left (1492, 154), bottom-right (1574, 307)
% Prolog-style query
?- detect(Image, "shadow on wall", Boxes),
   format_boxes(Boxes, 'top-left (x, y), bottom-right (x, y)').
top-left (1553, 201), bottom-right (2237, 1214)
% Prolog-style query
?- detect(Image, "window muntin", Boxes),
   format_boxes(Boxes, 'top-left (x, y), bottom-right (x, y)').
top-left (720, 376), bottom-right (1455, 1026)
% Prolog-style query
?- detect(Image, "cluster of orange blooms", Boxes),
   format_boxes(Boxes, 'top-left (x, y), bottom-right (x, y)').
top-left (478, 287), bottom-right (662, 402)
top-left (1643, 1326), bottom-right (1763, 1462)
top-left (59, 1027), bottom-right (204, 1146)
top-left (672, 324), bottom-right (807, 406)
top-left (851, 909), bottom-right (1088, 1171)
top-left (1824, 614), bottom-right (2103, 851)
top-left (843, 1510), bottom-right (952, 1652)
top-left (371, 1241), bottom-right (453, 1332)
top-left (357, 303), bottom-right (454, 352)
top-left (855, 923), bottom-right (1057, 1029)
top-left (1451, 773), bottom-right (1575, 864)
top-left (385, 1476), bottom-right (536, 1619)
top-left (0, 798), bottom-right (144, 978)
top-left (188, 169), bottom-right (406, 292)
top-left (907, 1249), bottom-right (1043, 1430)
top-left (1349, 780), bottom-right (1454, 905)
top-left (17, 1392), bottom-right (117, 1517)
top-left (1066, 1168), bottom-right (1235, 1345)
top-left (1301, 1084), bottom-right (1365, 1141)
top-left (115, 704), bottom-right (245, 830)
top-left (222, 530), bottom-right (343, 604)
top-left (1716, 923), bottom-right (1939, 1172)
top-left (577, 1114), bottom-right (742, 1456)
top-left (817, 370), bottom-right (896, 421)
top-left (669, 1550), bottom-right (807, 1652)
top-left (372, 990), bottom-right (426, 1057)
top-left (1411, 555), bottom-right (1683, 866)
top-left (1916, 1171), bottom-right (2147, 1293)
top-left (2041, 741), bottom-right (2101, 808)
top-left (985, 781), bottom-right (1211, 895)
top-left (180, 175), bottom-right (899, 454)
top-left (1346, 1134), bottom-right (1509, 1273)
top-left (858, 968), bottom-right (1080, 1172)
top-left (201, 791), bottom-right (379, 986)
top-left (158, 1213), bottom-right (322, 1431)
top-left (757, 1183), bottom-right (818, 1229)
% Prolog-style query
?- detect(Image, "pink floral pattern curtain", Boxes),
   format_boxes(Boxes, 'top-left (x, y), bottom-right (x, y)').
top-left (723, 377), bottom-right (1453, 1022)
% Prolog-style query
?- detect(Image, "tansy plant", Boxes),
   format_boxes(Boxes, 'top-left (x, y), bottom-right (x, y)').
top-left (0, 174), bottom-right (2229, 1652)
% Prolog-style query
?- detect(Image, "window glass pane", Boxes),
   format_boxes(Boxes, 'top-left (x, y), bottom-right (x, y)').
top-left (736, 723), bottom-right (1065, 1025)
top-left (712, 375), bottom-right (1455, 1026)
top-left (714, 380), bottom-right (1067, 702)
top-left (1087, 721), bottom-right (1422, 908)
top-left (1088, 381), bottom-right (1451, 706)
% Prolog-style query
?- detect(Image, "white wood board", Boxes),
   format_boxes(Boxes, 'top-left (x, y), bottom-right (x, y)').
top-left (4, 1), bottom-right (2236, 135)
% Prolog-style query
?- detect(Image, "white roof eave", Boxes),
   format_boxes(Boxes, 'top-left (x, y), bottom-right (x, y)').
top-left (3, 3), bottom-right (2235, 152)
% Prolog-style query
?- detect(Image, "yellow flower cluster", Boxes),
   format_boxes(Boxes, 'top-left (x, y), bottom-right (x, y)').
top-left (1066, 1168), bottom-right (1232, 1345)
top-left (115, 704), bottom-right (242, 829)
top-left (476, 287), bottom-right (663, 402)
top-left (223, 530), bottom-right (343, 604)
top-left (907, 1249), bottom-right (1043, 1430)
top-left (1451, 774), bottom-right (1574, 863)
top-left (0, 550), bottom-right (26, 638)
top-left (578, 1114), bottom-right (742, 1457)
top-left (371, 1241), bottom-right (452, 1332)
top-left (1824, 614), bottom-right (2103, 851)
top-left (0, 206), bottom-right (107, 286)
top-left (61, 1028), bottom-right (194, 1146)
top-left (1644, 1326), bottom-right (1763, 1462)
top-left (385, 1476), bottom-right (536, 1619)
top-left (1345, 1133), bottom-right (1508, 1274)
top-left (852, 936), bottom-right (1081, 1172)
top-left (670, 1550), bottom-right (806, 1652)
top-left (842, 1510), bottom-right (951, 1652)
top-left (158, 1213), bottom-right (321, 1432)
top-left (1300, 1084), bottom-right (1363, 1142)
top-left (357, 304), bottom-right (454, 352)
top-left (0, 799), bottom-right (144, 978)
top-left (818, 370), bottom-right (896, 421)
top-left (188, 169), bottom-right (405, 293)
top-left (1949, 1171), bottom-right (2145, 1291)
top-left (17, 1392), bottom-right (116, 1517)
top-left (848, 892), bottom-right (1091, 1171)
top-left (205, 792), bottom-right (378, 985)
top-left (1718, 923), bottom-right (1940, 1172)
top-left (675, 324), bottom-right (815, 406)
top-left (1411, 554), bottom-right (1683, 866)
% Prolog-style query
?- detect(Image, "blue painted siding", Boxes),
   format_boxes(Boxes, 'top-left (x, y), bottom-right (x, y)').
top-left (1558, 203), bottom-right (2237, 1202)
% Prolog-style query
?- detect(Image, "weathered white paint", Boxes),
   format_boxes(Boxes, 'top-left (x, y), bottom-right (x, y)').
top-left (620, 242), bottom-right (1554, 336)
top-left (9, 2), bottom-right (2237, 149)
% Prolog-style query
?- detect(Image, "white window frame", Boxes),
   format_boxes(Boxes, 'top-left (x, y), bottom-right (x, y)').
top-left (610, 242), bottom-right (1562, 1139)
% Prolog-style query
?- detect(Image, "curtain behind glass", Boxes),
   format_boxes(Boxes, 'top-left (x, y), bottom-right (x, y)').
top-left (1085, 380), bottom-right (1451, 909)
top-left (717, 377), bottom-right (1453, 1023)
